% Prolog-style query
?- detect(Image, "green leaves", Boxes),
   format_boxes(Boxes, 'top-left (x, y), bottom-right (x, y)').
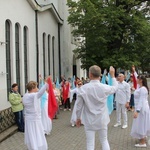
top-left (67, 0), bottom-right (150, 72)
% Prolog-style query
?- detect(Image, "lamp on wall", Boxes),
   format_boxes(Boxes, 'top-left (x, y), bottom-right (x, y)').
top-left (0, 41), bottom-right (8, 45)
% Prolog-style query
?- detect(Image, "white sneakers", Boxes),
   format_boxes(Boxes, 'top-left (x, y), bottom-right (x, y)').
top-left (114, 123), bottom-right (121, 127)
top-left (71, 124), bottom-right (75, 127)
top-left (122, 125), bottom-right (128, 129)
top-left (135, 143), bottom-right (147, 148)
top-left (64, 108), bottom-right (71, 111)
top-left (114, 123), bottom-right (128, 129)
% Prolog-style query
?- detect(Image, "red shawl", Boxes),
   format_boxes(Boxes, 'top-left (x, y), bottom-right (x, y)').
top-left (62, 83), bottom-right (70, 103)
top-left (48, 78), bottom-right (58, 120)
top-left (132, 73), bottom-right (137, 89)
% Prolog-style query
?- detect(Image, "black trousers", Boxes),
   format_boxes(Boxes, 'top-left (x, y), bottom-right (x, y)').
top-left (64, 98), bottom-right (71, 109)
top-left (14, 110), bottom-right (24, 132)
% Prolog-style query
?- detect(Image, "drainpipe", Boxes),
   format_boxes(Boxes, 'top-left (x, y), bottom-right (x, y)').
top-left (35, 10), bottom-right (39, 82)
top-left (58, 23), bottom-right (61, 80)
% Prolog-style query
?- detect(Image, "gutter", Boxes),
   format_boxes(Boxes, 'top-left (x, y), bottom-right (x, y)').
top-left (35, 10), bottom-right (39, 82)
top-left (27, 0), bottom-right (63, 24)
top-left (58, 23), bottom-right (61, 79)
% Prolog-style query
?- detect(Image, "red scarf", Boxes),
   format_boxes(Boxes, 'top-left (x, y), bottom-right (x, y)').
top-left (48, 78), bottom-right (58, 120)
top-left (132, 73), bottom-right (137, 89)
top-left (62, 83), bottom-right (70, 103)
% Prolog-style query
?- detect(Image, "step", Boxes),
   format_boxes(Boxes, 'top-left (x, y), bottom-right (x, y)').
top-left (0, 125), bottom-right (18, 143)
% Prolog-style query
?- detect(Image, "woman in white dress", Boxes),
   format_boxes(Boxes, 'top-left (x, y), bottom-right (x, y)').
top-left (23, 79), bottom-right (50, 150)
top-left (70, 81), bottom-right (83, 127)
top-left (41, 90), bottom-right (52, 135)
top-left (39, 76), bottom-right (52, 135)
top-left (131, 74), bottom-right (150, 148)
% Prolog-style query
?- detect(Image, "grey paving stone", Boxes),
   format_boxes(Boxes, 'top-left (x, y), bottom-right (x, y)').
top-left (0, 109), bottom-right (150, 150)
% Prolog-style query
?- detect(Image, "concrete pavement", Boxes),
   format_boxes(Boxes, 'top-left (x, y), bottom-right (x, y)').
top-left (0, 108), bottom-right (150, 150)
top-left (0, 79), bottom-right (150, 150)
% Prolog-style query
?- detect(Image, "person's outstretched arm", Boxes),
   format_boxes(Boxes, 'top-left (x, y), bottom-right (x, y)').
top-left (37, 83), bottom-right (48, 99)
top-left (37, 76), bottom-right (51, 98)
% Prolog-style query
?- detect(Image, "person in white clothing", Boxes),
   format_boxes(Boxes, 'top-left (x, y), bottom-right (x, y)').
top-left (39, 76), bottom-right (52, 135)
top-left (23, 78), bottom-right (50, 150)
top-left (76, 65), bottom-right (118, 150)
top-left (70, 80), bottom-right (83, 127)
top-left (131, 68), bottom-right (150, 148)
top-left (114, 73), bottom-right (130, 129)
top-left (41, 91), bottom-right (52, 135)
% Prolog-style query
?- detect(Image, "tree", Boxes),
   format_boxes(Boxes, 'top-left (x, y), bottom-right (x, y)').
top-left (67, 0), bottom-right (150, 72)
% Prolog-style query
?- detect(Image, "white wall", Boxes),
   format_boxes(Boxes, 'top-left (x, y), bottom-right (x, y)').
top-left (0, 0), bottom-right (36, 110)
top-left (60, 0), bottom-right (86, 79)
top-left (38, 10), bottom-right (59, 80)
top-left (59, 0), bottom-right (73, 79)
top-left (0, 0), bottom-right (85, 110)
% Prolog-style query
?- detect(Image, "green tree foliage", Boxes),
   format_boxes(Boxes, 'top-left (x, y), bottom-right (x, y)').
top-left (67, 0), bottom-right (150, 72)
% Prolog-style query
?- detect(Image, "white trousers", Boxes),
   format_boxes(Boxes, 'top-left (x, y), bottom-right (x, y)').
top-left (116, 102), bottom-right (127, 125)
top-left (85, 128), bottom-right (110, 150)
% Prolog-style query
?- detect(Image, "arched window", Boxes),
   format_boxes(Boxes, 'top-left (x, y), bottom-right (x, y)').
top-left (52, 36), bottom-right (55, 80)
top-left (24, 26), bottom-right (28, 90)
top-left (48, 35), bottom-right (51, 75)
top-left (43, 33), bottom-right (46, 78)
top-left (5, 20), bottom-right (11, 97)
top-left (15, 23), bottom-right (20, 92)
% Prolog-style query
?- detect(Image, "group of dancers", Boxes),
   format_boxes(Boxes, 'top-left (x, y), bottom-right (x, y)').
top-left (9, 65), bottom-right (150, 150)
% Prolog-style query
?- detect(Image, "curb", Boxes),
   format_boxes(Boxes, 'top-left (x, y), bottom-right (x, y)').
top-left (0, 125), bottom-right (18, 143)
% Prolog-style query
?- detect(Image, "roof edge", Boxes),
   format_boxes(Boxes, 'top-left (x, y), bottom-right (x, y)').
top-left (27, 0), bottom-right (63, 24)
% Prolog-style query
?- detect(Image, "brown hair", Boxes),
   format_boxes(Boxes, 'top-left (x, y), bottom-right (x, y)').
top-left (26, 81), bottom-right (38, 91)
top-left (137, 75), bottom-right (149, 94)
top-left (12, 83), bottom-right (18, 88)
top-left (77, 80), bottom-right (82, 85)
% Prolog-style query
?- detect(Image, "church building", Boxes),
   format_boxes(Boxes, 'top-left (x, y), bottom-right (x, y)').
top-left (0, 0), bottom-right (86, 111)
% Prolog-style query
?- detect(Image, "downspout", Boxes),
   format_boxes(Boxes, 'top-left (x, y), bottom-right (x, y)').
top-left (58, 23), bottom-right (61, 79)
top-left (35, 10), bottom-right (39, 82)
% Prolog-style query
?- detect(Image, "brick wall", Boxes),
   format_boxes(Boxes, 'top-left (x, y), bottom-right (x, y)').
top-left (0, 107), bottom-right (15, 133)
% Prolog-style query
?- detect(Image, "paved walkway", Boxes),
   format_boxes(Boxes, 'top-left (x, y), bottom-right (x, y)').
top-left (0, 80), bottom-right (150, 150)
top-left (0, 108), bottom-right (150, 150)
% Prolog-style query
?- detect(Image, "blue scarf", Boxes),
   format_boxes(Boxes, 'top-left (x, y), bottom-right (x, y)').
top-left (39, 80), bottom-right (47, 109)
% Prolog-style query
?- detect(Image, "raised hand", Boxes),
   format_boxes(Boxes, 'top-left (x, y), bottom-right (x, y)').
top-left (45, 75), bottom-right (52, 83)
top-left (109, 66), bottom-right (115, 78)
top-left (39, 74), bottom-right (42, 79)
top-left (132, 65), bottom-right (135, 73)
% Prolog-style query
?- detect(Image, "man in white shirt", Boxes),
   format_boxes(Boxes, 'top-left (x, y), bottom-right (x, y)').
top-left (76, 65), bottom-right (118, 150)
top-left (114, 73), bottom-right (130, 129)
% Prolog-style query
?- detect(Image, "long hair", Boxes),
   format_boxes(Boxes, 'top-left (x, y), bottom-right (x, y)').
top-left (137, 75), bottom-right (149, 94)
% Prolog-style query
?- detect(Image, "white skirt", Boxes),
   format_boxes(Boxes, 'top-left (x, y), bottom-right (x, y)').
top-left (131, 110), bottom-right (150, 139)
top-left (70, 101), bottom-right (77, 125)
top-left (41, 101), bottom-right (52, 135)
top-left (25, 119), bottom-right (48, 150)
top-left (70, 101), bottom-right (83, 125)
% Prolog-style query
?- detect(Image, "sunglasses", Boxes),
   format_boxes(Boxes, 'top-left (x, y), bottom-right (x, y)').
top-left (78, 84), bottom-right (82, 86)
